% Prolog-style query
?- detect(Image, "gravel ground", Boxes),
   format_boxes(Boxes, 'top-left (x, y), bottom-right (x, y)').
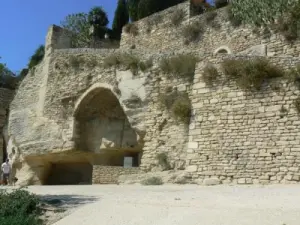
top-left (25, 184), bottom-right (300, 225)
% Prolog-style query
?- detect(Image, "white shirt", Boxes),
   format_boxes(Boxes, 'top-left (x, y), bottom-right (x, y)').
top-left (1, 162), bottom-right (10, 174)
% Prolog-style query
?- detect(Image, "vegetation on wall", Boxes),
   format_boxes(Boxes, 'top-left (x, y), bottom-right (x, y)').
top-left (202, 64), bottom-right (219, 86)
top-left (171, 93), bottom-right (191, 124)
top-left (159, 90), bottom-right (191, 124)
top-left (294, 96), bottom-right (300, 114)
top-left (123, 23), bottom-right (139, 36)
top-left (286, 64), bottom-right (300, 90)
top-left (170, 8), bottom-right (185, 26)
top-left (182, 21), bottom-right (204, 44)
top-left (230, 0), bottom-right (292, 26)
top-left (230, 0), bottom-right (300, 41)
top-left (221, 58), bottom-right (284, 91)
top-left (112, 0), bottom-right (129, 40)
top-left (103, 53), bottom-right (152, 75)
top-left (156, 153), bottom-right (171, 170)
top-left (159, 54), bottom-right (198, 82)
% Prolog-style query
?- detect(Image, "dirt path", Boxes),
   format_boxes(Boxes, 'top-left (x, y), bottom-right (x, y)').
top-left (25, 184), bottom-right (300, 225)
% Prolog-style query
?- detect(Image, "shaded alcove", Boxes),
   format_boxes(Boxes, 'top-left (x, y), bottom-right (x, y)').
top-left (73, 86), bottom-right (143, 167)
top-left (45, 162), bottom-right (93, 185)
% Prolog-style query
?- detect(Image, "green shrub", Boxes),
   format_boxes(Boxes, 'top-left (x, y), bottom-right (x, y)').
top-left (202, 64), bottom-right (219, 86)
top-left (124, 23), bottom-right (139, 36)
top-left (28, 45), bottom-right (45, 69)
top-left (286, 64), bottom-right (300, 89)
top-left (294, 97), bottom-right (300, 114)
top-left (221, 58), bottom-right (284, 91)
top-left (182, 21), bottom-right (204, 44)
top-left (103, 54), bottom-right (121, 68)
top-left (171, 93), bottom-right (191, 124)
top-left (69, 55), bottom-right (81, 70)
top-left (141, 176), bottom-right (163, 185)
top-left (159, 54), bottom-right (197, 82)
top-left (159, 91), bottom-right (191, 124)
top-left (151, 14), bottom-right (163, 26)
top-left (120, 53), bottom-right (140, 75)
top-left (227, 6), bottom-right (242, 27)
top-left (139, 58), bottom-right (153, 72)
top-left (170, 9), bottom-right (185, 26)
top-left (205, 11), bottom-right (217, 23)
top-left (159, 90), bottom-right (179, 110)
top-left (276, 5), bottom-right (300, 42)
top-left (156, 152), bottom-right (170, 170)
top-left (0, 189), bottom-right (42, 225)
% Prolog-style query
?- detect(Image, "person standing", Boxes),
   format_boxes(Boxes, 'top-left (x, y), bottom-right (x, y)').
top-left (1, 159), bottom-right (11, 185)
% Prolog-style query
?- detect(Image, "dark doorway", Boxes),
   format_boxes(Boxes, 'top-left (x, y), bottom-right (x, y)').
top-left (45, 162), bottom-right (93, 185)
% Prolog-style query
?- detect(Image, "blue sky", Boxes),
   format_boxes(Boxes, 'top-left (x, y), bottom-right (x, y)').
top-left (0, 0), bottom-right (116, 72)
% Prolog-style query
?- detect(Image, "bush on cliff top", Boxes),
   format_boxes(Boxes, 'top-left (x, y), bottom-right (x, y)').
top-left (0, 189), bottom-right (42, 225)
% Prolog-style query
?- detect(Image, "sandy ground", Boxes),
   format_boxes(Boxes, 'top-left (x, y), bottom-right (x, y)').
top-left (20, 184), bottom-right (300, 225)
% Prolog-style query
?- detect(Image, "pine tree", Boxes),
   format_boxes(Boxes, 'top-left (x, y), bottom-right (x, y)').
top-left (112, 0), bottom-right (129, 40)
top-left (128, 0), bottom-right (140, 22)
top-left (138, 0), bottom-right (185, 20)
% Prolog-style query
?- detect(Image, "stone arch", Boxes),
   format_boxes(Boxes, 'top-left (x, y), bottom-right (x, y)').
top-left (214, 46), bottom-right (232, 54)
top-left (72, 83), bottom-right (142, 167)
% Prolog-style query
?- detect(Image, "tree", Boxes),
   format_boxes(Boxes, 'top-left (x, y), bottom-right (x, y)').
top-left (230, 0), bottom-right (295, 25)
top-left (61, 7), bottom-right (109, 47)
top-left (138, 0), bottom-right (185, 19)
top-left (214, 0), bottom-right (229, 8)
top-left (128, 0), bottom-right (140, 22)
top-left (28, 45), bottom-right (45, 69)
top-left (88, 7), bottom-right (109, 39)
top-left (61, 13), bottom-right (91, 47)
top-left (112, 0), bottom-right (129, 40)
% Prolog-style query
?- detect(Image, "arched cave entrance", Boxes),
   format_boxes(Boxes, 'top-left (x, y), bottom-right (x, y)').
top-left (44, 86), bottom-right (142, 185)
top-left (45, 162), bottom-right (93, 185)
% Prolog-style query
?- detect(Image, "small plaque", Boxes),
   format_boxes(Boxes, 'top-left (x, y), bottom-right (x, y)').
top-left (124, 157), bottom-right (133, 168)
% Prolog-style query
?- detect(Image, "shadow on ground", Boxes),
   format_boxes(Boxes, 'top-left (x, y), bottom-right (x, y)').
top-left (39, 194), bottom-right (98, 209)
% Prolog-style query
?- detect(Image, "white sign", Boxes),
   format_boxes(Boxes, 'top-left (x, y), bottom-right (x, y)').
top-left (124, 157), bottom-right (133, 168)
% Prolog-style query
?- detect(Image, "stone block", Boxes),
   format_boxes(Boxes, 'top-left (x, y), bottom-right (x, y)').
top-left (203, 178), bottom-right (220, 186)
top-left (237, 178), bottom-right (246, 184)
top-left (188, 142), bottom-right (198, 149)
top-left (186, 165), bottom-right (198, 172)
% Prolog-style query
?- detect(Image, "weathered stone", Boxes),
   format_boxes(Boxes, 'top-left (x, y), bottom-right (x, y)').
top-left (203, 178), bottom-right (220, 186)
top-left (6, 1), bottom-right (300, 187)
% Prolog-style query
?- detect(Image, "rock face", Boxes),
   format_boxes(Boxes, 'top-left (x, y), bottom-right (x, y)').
top-left (6, 2), bottom-right (300, 186)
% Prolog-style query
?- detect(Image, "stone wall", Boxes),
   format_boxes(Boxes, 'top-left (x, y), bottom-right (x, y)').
top-left (120, 4), bottom-right (300, 57)
top-left (8, 1), bottom-right (300, 186)
top-left (186, 55), bottom-right (300, 185)
top-left (92, 166), bottom-right (140, 184)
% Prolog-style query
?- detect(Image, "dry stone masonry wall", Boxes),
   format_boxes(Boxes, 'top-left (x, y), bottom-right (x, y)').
top-left (92, 166), bottom-right (140, 184)
top-left (187, 55), bottom-right (300, 185)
